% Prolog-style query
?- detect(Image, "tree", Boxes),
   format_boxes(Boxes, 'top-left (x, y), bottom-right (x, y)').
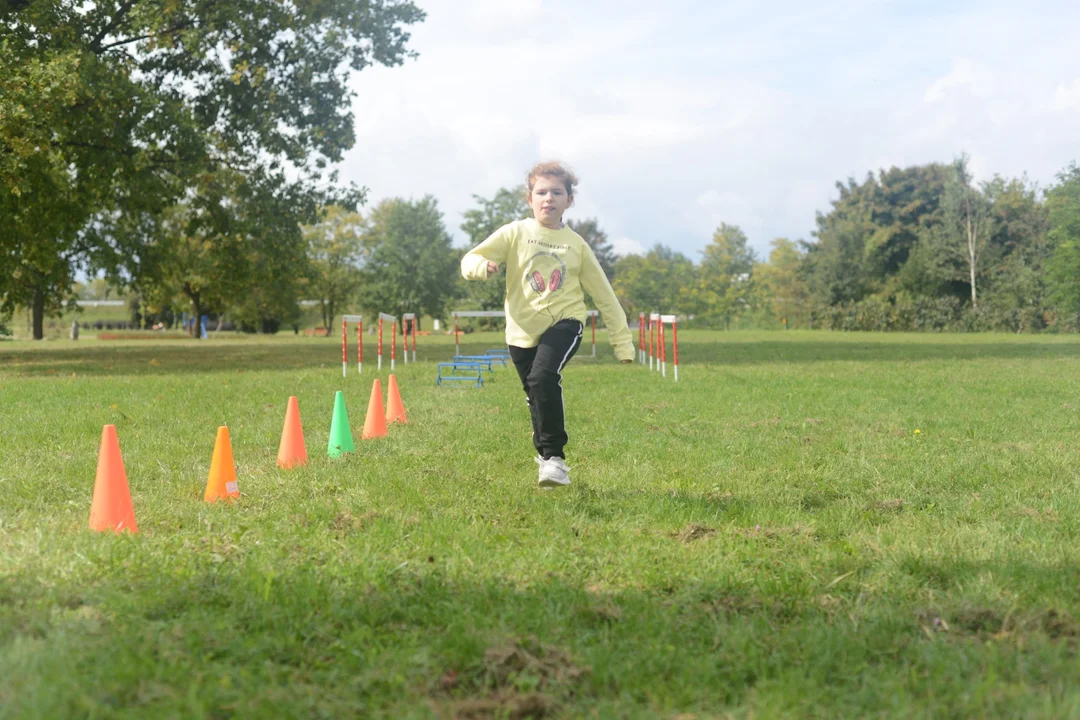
top-left (688, 223), bottom-right (756, 328)
top-left (1047, 164), bottom-right (1080, 320)
top-left (358, 197), bottom-right (458, 322)
top-left (567, 218), bottom-right (617, 280)
top-left (1, 0), bottom-right (425, 337)
top-left (943, 155), bottom-right (994, 309)
top-left (0, 36), bottom-right (162, 338)
top-left (304, 206), bottom-right (364, 335)
top-left (803, 164), bottom-right (949, 308)
top-left (612, 244), bottom-right (696, 318)
top-left (139, 170), bottom-right (313, 337)
top-left (980, 175), bottom-right (1052, 331)
top-left (754, 238), bottom-right (810, 327)
top-left (458, 186), bottom-right (529, 314)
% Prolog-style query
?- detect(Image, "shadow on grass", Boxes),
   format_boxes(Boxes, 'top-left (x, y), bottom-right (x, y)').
top-left (3, 550), bottom-right (1080, 718)
top-left (3, 335), bottom-right (1080, 377)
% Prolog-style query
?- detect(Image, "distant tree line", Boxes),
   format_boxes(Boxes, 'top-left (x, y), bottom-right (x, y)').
top-left (2, 1), bottom-right (1077, 337)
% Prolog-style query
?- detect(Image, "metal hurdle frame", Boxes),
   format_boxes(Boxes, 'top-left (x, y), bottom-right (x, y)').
top-left (650, 313), bottom-right (680, 381)
top-left (451, 309), bottom-right (601, 358)
top-left (377, 312), bottom-right (398, 371)
top-left (648, 312), bottom-right (659, 372)
top-left (402, 313), bottom-right (417, 363)
top-left (587, 310), bottom-right (599, 357)
top-left (341, 314), bottom-right (363, 377)
top-left (451, 310), bottom-right (506, 358)
top-left (638, 312), bottom-right (647, 365)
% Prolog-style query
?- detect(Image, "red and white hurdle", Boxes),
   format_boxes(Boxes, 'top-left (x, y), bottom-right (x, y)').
top-left (451, 309), bottom-right (601, 357)
top-left (587, 310), bottom-right (599, 357)
top-left (377, 312), bottom-right (398, 371)
top-left (452, 310), bottom-right (505, 357)
top-left (646, 311), bottom-right (679, 381)
top-left (341, 314), bottom-right (363, 377)
top-left (638, 312), bottom-right (647, 364)
top-left (402, 313), bottom-right (417, 363)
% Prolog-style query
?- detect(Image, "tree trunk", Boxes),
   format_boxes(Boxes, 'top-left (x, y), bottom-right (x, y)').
top-left (322, 300), bottom-right (335, 337)
top-left (965, 193), bottom-right (979, 310)
top-left (32, 283), bottom-right (45, 340)
top-left (184, 285), bottom-right (203, 340)
top-left (192, 298), bottom-right (202, 338)
top-left (969, 254), bottom-right (977, 309)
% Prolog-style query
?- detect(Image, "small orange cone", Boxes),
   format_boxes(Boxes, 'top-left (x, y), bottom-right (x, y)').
top-left (89, 424), bottom-right (137, 533)
top-left (277, 396), bottom-right (308, 468)
top-left (386, 374), bottom-right (407, 425)
top-left (362, 379), bottom-right (388, 439)
top-left (204, 426), bottom-right (240, 502)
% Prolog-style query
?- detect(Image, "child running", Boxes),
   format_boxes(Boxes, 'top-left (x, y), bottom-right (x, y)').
top-left (460, 161), bottom-right (635, 487)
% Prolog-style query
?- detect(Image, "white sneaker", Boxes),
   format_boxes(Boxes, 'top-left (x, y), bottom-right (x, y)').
top-left (536, 456), bottom-right (571, 488)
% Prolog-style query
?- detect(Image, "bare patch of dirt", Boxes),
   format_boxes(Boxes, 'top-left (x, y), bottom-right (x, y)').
top-left (479, 638), bottom-right (587, 690)
top-left (706, 491), bottom-right (734, 503)
top-left (1039, 609), bottom-right (1080, 639)
top-left (435, 637), bottom-right (587, 718)
top-left (331, 510), bottom-right (379, 534)
top-left (734, 524), bottom-right (808, 540)
top-left (673, 523), bottom-right (716, 543)
top-left (1018, 507), bottom-right (1058, 522)
top-left (446, 692), bottom-right (555, 719)
top-left (917, 607), bottom-right (1080, 642)
top-left (579, 603), bottom-right (622, 625)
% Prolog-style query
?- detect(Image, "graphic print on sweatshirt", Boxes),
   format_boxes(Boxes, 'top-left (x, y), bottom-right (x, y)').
top-left (525, 251), bottom-right (568, 296)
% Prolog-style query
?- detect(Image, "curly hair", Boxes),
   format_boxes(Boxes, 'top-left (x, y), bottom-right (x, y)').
top-left (525, 161), bottom-right (578, 199)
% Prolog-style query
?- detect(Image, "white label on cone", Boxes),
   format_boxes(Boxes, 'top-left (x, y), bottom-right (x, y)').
top-left (225, 482), bottom-right (238, 494)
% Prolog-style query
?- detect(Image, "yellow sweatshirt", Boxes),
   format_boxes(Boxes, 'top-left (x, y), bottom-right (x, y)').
top-left (460, 218), bottom-right (635, 361)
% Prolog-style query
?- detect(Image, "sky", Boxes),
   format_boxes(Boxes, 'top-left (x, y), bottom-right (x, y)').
top-left (338, 0), bottom-right (1080, 261)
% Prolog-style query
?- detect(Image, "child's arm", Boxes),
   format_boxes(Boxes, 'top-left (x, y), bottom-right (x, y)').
top-left (579, 245), bottom-right (636, 363)
top-left (461, 225), bottom-right (512, 280)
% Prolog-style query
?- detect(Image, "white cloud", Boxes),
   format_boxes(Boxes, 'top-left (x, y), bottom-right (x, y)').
top-left (923, 58), bottom-right (997, 103)
top-left (1052, 78), bottom-right (1080, 113)
top-left (611, 236), bottom-right (646, 256)
top-left (339, 0), bottom-right (1080, 259)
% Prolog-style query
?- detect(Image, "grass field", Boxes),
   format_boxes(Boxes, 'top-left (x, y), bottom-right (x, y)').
top-left (3, 330), bottom-right (1080, 718)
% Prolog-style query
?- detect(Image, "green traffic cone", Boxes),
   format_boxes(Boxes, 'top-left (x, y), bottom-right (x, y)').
top-left (327, 390), bottom-right (355, 458)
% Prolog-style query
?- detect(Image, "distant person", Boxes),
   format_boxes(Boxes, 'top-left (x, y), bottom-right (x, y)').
top-left (460, 161), bottom-right (634, 488)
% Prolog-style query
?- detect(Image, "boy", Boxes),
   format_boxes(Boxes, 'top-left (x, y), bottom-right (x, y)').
top-left (460, 161), bottom-right (634, 487)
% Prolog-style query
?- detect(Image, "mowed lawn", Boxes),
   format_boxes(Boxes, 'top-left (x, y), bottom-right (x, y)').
top-left (2, 331), bottom-right (1080, 719)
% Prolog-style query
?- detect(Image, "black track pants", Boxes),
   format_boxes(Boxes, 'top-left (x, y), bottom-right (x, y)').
top-left (508, 319), bottom-right (584, 459)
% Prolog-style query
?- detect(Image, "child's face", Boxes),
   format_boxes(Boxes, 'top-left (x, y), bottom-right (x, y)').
top-left (528, 175), bottom-right (573, 228)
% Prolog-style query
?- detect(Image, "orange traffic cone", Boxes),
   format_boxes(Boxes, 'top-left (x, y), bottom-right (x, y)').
top-left (362, 379), bottom-right (388, 439)
top-left (277, 396), bottom-right (308, 468)
top-left (386, 374), bottom-right (407, 425)
top-left (89, 424), bottom-right (137, 533)
top-left (204, 426), bottom-right (240, 502)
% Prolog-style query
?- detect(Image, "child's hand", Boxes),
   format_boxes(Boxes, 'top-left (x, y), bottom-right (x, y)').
top-left (486, 261), bottom-right (498, 276)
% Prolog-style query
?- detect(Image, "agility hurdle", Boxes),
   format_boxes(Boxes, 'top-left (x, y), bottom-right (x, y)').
top-left (638, 313), bottom-right (647, 364)
top-left (587, 310), bottom-right (599, 357)
top-left (650, 313), bottom-right (679, 381)
top-left (451, 310), bottom-right (506, 358)
top-left (402, 313), bottom-right (417, 363)
top-left (452, 309), bottom-right (600, 358)
top-left (649, 312), bottom-right (659, 371)
top-left (341, 314), bottom-right (363, 377)
top-left (377, 312), bottom-right (398, 371)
